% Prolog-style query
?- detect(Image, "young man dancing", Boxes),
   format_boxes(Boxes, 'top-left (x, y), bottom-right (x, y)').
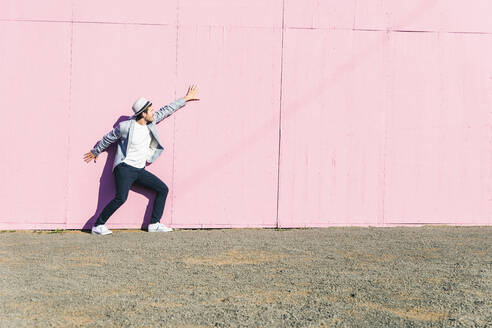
top-left (83, 85), bottom-right (200, 235)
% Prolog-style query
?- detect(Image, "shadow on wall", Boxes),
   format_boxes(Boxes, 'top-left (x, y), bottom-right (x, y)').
top-left (82, 116), bottom-right (158, 231)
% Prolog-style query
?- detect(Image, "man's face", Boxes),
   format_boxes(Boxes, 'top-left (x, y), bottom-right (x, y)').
top-left (143, 105), bottom-right (155, 122)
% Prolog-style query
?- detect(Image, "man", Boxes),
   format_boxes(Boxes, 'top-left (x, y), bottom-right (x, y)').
top-left (83, 84), bottom-right (200, 235)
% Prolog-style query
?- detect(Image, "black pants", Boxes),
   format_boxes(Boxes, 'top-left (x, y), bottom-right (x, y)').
top-left (95, 162), bottom-right (169, 226)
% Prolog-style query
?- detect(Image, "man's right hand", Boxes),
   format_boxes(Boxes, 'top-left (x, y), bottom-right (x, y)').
top-left (83, 151), bottom-right (98, 163)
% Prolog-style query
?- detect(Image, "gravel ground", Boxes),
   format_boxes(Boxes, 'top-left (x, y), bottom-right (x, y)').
top-left (0, 227), bottom-right (491, 327)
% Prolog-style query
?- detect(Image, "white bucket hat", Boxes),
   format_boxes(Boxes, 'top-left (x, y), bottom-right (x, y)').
top-left (132, 97), bottom-right (152, 116)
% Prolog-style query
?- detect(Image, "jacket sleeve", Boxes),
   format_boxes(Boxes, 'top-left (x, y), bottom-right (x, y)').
top-left (154, 97), bottom-right (187, 124)
top-left (90, 124), bottom-right (121, 156)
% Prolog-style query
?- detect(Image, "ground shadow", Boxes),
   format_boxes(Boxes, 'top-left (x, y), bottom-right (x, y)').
top-left (82, 116), bottom-right (158, 233)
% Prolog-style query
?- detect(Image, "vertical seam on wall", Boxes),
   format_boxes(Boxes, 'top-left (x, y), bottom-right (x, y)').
top-left (64, 2), bottom-right (74, 229)
top-left (381, 31), bottom-right (390, 225)
top-left (170, 0), bottom-right (180, 226)
top-left (275, 0), bottom-right (286, 228)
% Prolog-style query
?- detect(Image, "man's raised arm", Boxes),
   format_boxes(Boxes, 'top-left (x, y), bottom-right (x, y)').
top-left (154, 97), bottom-right (187, 124)
top-left (154, 84), bottom-right (200, 124)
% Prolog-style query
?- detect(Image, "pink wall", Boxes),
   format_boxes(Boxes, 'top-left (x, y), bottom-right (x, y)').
top-left (1, 1), bottom-right (491, 230)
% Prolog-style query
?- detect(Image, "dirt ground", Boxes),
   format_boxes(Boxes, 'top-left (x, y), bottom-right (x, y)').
top-left (0, 226), bottom-right (490, 327)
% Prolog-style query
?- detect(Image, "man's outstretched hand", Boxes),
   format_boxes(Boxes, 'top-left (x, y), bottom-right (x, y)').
top-left (184, 84), bottom-right (200, 102)
top-left (83, 151), bottom-right (98, 163)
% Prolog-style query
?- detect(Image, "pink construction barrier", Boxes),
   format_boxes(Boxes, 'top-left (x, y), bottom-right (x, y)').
top-left (1, 0), bottom-right (491, 230)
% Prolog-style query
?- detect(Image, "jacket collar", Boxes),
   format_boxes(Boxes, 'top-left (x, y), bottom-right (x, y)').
top-left (129, 117), bottom-right (160, 141)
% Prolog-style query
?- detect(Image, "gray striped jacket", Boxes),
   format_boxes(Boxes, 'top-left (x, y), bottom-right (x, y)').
top-left (91, 97), bottom-right (187, 171)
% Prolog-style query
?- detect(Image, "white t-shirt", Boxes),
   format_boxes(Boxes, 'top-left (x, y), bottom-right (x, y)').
top-left (123, 122), bottom-right (152, 169)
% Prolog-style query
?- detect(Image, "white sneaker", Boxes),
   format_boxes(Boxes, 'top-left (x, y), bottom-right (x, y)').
top-left (148, 222), bottom-right (173, 232)
top-left (91, 224), bottom-right (113, 235)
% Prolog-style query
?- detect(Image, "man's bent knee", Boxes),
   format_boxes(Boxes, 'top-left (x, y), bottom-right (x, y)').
top-left (158, 183), bottom-right (169, 195)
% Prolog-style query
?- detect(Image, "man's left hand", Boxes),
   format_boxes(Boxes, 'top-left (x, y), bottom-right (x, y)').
top-left (184, 84), bottom-right (200, 102)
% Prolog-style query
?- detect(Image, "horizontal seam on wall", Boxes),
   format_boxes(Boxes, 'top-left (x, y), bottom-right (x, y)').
top-left (2, 19), bottom-right (492, 35)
